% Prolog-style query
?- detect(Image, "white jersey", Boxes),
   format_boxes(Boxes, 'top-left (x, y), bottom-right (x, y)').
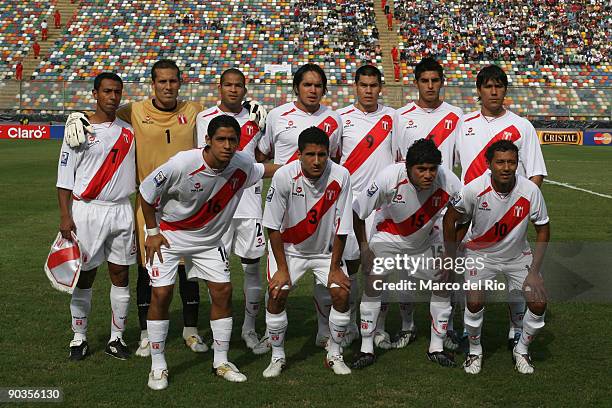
top-left (455, 109), bottom-right (547, 185)
top-left (139, 149), bottom-right (264, 247)
top-left (263, 160), bottom-right (353, 258)
top-left (393, 101), bottom-right (463, 169)
top-left (337, 104), bottom-right (394, 194)
top-left (450, 173), bottom-right (549, 261)
top-left (354, 164), bottom-right (461, 254)
top-left (196, 106), bottom-right (263, 219)
top-left (258, 102), bottom-right (342, 164)
top-left (57, 119), bottom-right (135, 202)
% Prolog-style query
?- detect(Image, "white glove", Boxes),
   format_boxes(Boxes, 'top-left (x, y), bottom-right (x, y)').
top-left (243, 100), bottom-right (268, 131)
top-left (64, 112), bottom-right (94, 148)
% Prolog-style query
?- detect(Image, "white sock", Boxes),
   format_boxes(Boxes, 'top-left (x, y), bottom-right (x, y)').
top-left (182, 326), bottom-right (198, 340)
top-left (148, 320), bottom-right (169, 371)
top-left (109, 284), bottom-right (129, 341)
top-left (140, 329), bottom-right (149, 341)
top-left (211, 317), bottom-right (232, 368)
top-left (266, 310), bottom-right (288, 360)
top-left (359, 296), bottom-right (381, 354)
top-left (70, 287), bottom-right (92, 341)
top-left (464, 307), bottom-right (484, 355)
top-left (515, 309), bottom-right (545, 354)
top-left (429, 294), bottom-right (451, 353)
top-left (508, 290), bottom-right (525, 339)
top-left (313, 284), bottom-right (331, 337)
top-left (242, 261), bottom-right (262, 333)
top-left (328, 307), bottom-right (350, 356)
top-left (348, 274), bottom-right (359, 328)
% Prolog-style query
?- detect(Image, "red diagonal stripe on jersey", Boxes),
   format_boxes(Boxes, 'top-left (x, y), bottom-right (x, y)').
top-left (281, 180), bottom-right (341, 244)
top-left (464, 125), bottom-right (521, 184)
top-left (376, 189), bottom-right (450, 236)
top-left (80, 128), bottom-right (134, 200)
top-left (47, 245), bottom-right (81, 270)
top-left (426, 112), bottom-right (459, 147)
top-left (160, 169), bottom-right (247, 231)
top-left (286, 116), bottom-right (339, 163)
top-left (239, 120), bottom-right (260, 151)
top-left (465, 196), bottom-right (530, 250)
top-left (343, 114), bottom-right (393, 174)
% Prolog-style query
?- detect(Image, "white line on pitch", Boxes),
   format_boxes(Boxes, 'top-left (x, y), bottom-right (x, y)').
top-left (545, 179), bottom-right (612, 199)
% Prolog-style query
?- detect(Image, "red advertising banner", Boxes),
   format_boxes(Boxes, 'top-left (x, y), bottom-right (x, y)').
top-left (0, 125), bottom-right (51, 140)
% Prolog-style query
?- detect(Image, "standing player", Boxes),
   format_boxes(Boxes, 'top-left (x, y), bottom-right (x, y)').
top-left (390, 57), bottom-right (464, 350)
top-left (337, 65), bottom-right (394, 346)
top-left (444, 140), bottom-right (549, 374)
top-left (56, 72), bottom-right (135, 361)
top-left (140, 115), bottom-right (279, 390)
top-left (196, 68), bottom-right (269, 354)
top-left (455, 65), bottom-right (547, 349)
top-left (351, 139), bottom-right (462, 369)
top-left (262, 127), bottom-right (353, 377)
top-left (257, 63), bottom-right (343, 348)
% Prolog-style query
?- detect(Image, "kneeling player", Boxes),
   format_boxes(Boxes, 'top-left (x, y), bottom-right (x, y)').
top-left (139, 115), bottom-right (278, 390)
top-left (444, 140), bottom-right (549, 375)
top-left (56, 73), bottom-right (135, 361)
top-left (351, 139), bottom-right (461, 369)
top-left (262, 127), bottom-right (353, 377)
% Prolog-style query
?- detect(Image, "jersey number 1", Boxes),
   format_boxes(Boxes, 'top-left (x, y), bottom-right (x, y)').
top-left (165, 129), bottom-right (171, 144)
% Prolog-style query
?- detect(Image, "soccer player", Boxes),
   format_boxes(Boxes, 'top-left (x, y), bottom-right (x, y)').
top-left (262, 127), bottom-right (353, 377)
top-left (257, 63), bottom-right (343, 349)
top-left (455, 65), bottom-right (547, 349)
top-left (443, 140), bottom-right (549, 375)
top-left (139, 115), bottom-right (279, 390)
top-left (56, 72), bottom-right (135, 361)
top-left (390, 57), bottom-right (464, 350)
top-left (196, 68), bottom-right (269, 354)
top-left (337, 65), bottom-right (394, 346)
top-left (351, 139), bottom-right (462, 369)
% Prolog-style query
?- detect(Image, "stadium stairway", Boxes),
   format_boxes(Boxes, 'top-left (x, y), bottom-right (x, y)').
top-left (374, 0), bottom-right (400, 86)
top-left (21, 0), bottom-right (79, 80)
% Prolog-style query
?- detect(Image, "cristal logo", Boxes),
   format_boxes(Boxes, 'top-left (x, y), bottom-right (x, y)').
top-left (7, 126), bottom-right (47, 139)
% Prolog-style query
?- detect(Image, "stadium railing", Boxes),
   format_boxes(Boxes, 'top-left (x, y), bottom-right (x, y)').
top-left (0, 80), bottom-right (610, 121)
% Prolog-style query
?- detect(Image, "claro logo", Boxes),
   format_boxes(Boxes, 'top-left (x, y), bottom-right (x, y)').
top-left (0, 125), bottom-right (50, 139)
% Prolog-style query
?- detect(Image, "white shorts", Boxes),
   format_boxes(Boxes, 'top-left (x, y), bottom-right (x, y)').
top-left (72, 199), bottom-right (136, 270)
top-left (222, 218), bottom-right (266, 259)
top-left (266, 245), bottom-right (348, 290)
top-left (464, 251), bottom-right (533, 292)
top-left (372, 246), bottom-right (439, 281)
top-left (344, 212), bottom-right (375, 261)
top-left (147, 231), bottom-right (230, 287)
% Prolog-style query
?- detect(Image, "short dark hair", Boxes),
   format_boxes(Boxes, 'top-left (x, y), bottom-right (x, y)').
top-left (293, 63), bottom-right (327, 95)
top-left (414, 57), bottom-right (444, 81)
top-left (93, 72), bottom-right (122, 91)
top-left (220, 68), bottom-right (246, 85)
top-left (151, 59), bottom-right (181, 82)
top-left (355, 65), bottom-right (382, 85)
top-left (207, 115), bottom-right (241, 141)
top-left (485, 140), bottom-right (519, 162)
top-left (298, 127), bottom-right (329, 152)
top-left (405, 139), bottom-right (442, 168)
top-left (476, 65), bottom-right (508, 89)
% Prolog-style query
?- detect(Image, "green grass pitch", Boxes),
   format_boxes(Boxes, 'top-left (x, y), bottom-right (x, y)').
top-left (1, 141), bottom-right (611, 407)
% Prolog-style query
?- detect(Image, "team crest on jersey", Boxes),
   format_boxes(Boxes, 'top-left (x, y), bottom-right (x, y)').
top-left (177, 113), bottom-right (187, 125)
top-left (325, 188), bottom-right (337, 201)
top-left (266, 186), bottom-right (275, 202)
top-left (142, 115), bottom-right (154, 124)
top-left (366, 182), bottom-right (379, 197)
top-left (154, 171), bottom-right (167, 187)
top-left (478, 201), bottom-right (491, 211)
top-left (292, 184), bottom-right (305, 197)
top-left (60, 151), bottom-right (69, 166)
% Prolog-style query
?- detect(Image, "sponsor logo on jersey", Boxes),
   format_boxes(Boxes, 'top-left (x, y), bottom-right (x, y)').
top-left (254, 185), bottom-right (261, 195)
top-left (466, 127), bottom-right (475, 136)
top-left (285, 119), bottom-right (296, 130)
top-left (154, 171), bottom-right (167, 187)
top-left (60, 151), bottom-right (69, 166)
top-left (406, 119), bottom-right (417, 128)
top-left (177, 113), bottom-right (187, 125)
top-left (86, 134), bottom-right (100, 147)
top-left (478, 201), bottom-right (491, 211)
top-left (292, 184), bottom-right (305, 197)
top-left (392, 192), bottom-right (405, 204)
top-left (142, 115), bottom-right (154, 124)
top-left (344, 119), bottom-right (354, 128)
top-left (266, 186), bottom-right (275, 202)
top-left (191, 182), bottom-right (203, 193)
top-left (366, 182), bottom-right (379, 197)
